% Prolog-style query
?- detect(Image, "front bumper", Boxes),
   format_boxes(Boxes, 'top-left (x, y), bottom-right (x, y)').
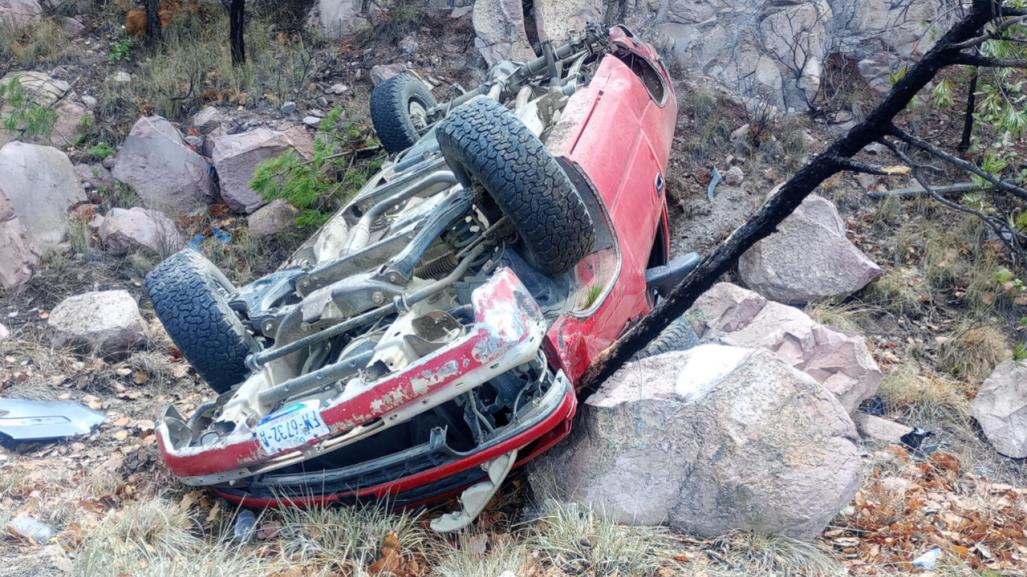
top-left (214, 369), bottom-right (576, 508)
top-left (157, 268), bottom-right (550, 486)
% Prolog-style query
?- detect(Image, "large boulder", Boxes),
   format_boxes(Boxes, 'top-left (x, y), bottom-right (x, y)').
top-left (653, 0), bottom-right (947, 110)
top-left (0, 141), bottom-right (85, 252)
top-left (972, 360), bottom-right (1027, 458)
top-left (691, 283), bottom-right (882, 413)
top-left (472, 0), bottom-right (536, 66)
top-left (533, 345), bottom-right (861, 540)
top-left (211, 127), bottom-right (313, 214)
top-left (95, 207), bottom-right (182, 256)
top-left (0, 0), bottom-right (40, 28)
top-left (48, 290), bottom-right (147, 353)
top-left (0, 191), bottom-right (37, 290)
top-left (0, 71), bottom-right (88, 148)
top-left (318, 0), bottom-right (371, 38)
top-left (112, 116), bottom-right (214, 215)
top-left (738, 194), bottom-right (881, 304)
top-left (534, 0), bottom-right (603, 45)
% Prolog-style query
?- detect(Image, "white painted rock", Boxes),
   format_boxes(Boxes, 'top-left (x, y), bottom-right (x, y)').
top-left (247, 199), bottom-right (298, 238)
top-left (972, 360), bottom-right (1027, 458)
top-left (112, 116), bottom-right (214, 214)
top-left (96, 207), bottom-right (182, 255)
top-left (533, 345), bottom-right (861, 540)
top-left (738, 194), bottom-right (881, 304)
top-left (691, 282), bottom-right (881, 413)
top-left (211, 126), bottom-right (313, 213)
top-left (48, 290), bottom-right (147, 353)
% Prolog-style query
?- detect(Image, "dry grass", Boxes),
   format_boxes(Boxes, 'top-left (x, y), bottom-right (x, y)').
top-left (432, 533), bottom-right (531, 577)
top-left (939, 324), bottom-right (1011, 383)
top-left (864, 266), bottom-right (931, 315)
top-left (806, 300), bottom-right (876, 333)
top-left (877, 356), bottom-right (974, 422)
top-left (0, 18), bottom-right (67, 69)
top-left (709, 530), bottom-right (844, 577)
top-left (528, 499), bottom-right (675, 577)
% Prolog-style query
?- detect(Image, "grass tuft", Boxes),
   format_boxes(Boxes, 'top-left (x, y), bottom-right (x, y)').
top-left (939, 324), bottom-right (1011, 383)
top-left (710, 530), bottom-right (844, 577)
top-left (878, 356), bottom-right (973, 421)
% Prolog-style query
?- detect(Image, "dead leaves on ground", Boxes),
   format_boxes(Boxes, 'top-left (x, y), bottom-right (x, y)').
top-left (831, 447), bottom-right (1027, 574)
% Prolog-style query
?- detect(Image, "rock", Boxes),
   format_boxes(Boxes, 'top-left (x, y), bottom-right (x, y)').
top-left (81, 95), bottom-right (97, 109)
top-left (96, 207), bottom-right (182, 255)
top-left (857, 59), bottom-right (894, 94)
top-left (0, 0), bottom-right (40, 28)
top-left (691, 282), bottom-right (882, 413)
top-left (399, 37), bottom-right (418, 56)
top-left (302, 116), bottom-right (322, 128)
top-left (183, 135), bottom-right (202, 148)
top-left (534, 345), bottom-right (861, 540)
top-left (534, 0), bottom-right (603, 45)
top-left (654, 0), bottom-right (946, 110)
top-left (190, 106), bottom-right (223, 134)
top-left (0, 71), bottom-right (88, 147)
top-left (112, 116), bottom-right (214, 214)
top-left (0, 322), bottom-right (8, 340)
top-left (280, 101), bottom-right (297, 114)
top-left (738, 194), bottom-right (881, 304)
top-left (451, 5), bottom-right (473, 18)
top-left (318, 0), bottom-right (371, 38)
top-left (48, 290), bottom-right (147, 353)
top-left (111, 71), bottom-right (132, 83)
top-left (370, 63), bottom-right (407, 86)
top-left (247, 199), bottom-right (298, 238)
top-left (723, 165), bottom-right (744, 186)
top-left (74, 163), bottom-right (115, 191)
top-left (473, 0), bottom-right (536, 66)
top-left (730, 123), bottom-right (751, 143)
top-left (6, 516), bottom-right (53, 544)
top-left (211, 126), bottom-right (313, 213)
top-left (972, 360), bottom-right (1027, 458)
top-left (0, 141), bottom-right (85, 253)
top-left (325, 82), bottom-right (349, 95)
top-left (0, 192), bottom-right (36, 290)
top-left (61, 16), bottom-right (85, 37)
top-left (852, 413), bottom-right (913, 444)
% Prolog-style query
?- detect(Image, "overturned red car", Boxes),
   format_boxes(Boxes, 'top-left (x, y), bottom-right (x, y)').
top-left (146, 25), bottom-right (696, 531)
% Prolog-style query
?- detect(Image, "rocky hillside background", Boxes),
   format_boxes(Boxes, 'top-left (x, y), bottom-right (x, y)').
top-left (2, 1), bottom-right (1027, 576)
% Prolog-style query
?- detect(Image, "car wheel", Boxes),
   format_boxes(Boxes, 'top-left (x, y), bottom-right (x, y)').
top-left (146, 250), bottom-right (257, 393)
top-left (370, 73), bottom-right (438, 154)
top-left (631, 315), bottom-right (700, 361)
top-left (435, 98), bottom-right (596, 276)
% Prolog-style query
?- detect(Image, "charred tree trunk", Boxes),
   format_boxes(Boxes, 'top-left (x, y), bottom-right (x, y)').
top-left (144, 0), bottom-right (161, 47)
top-left (958, 67), bottom-right (978, 153)
top-left (577, 0), bottom-right (1003, 393)
top-left (230, 0), bottom-right (246, 65)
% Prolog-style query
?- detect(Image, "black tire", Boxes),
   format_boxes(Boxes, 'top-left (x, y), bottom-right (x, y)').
top-left (435, 98), bottom-right (596, 276)
top-left (370, 73), bottom-right (437, 154)
top-left (146, 250), bottom-right (257, 393)
top-left (631, 315), bottom-right (700, 361)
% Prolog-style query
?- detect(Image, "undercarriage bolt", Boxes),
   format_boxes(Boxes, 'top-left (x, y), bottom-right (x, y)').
top-left (372, 291), bottom-right (385, 305)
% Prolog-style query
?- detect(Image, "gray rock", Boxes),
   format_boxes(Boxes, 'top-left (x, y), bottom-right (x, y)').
top-left (399, 37), bottom-right (419, 56)
top-left (48, 290), bottom-right (147, 353)
top-left (533, 344), bottom-right (861, 540)
top-left (96, 207), bottom-right (182, 256)
top-left (534, 0), bottom-right (603, 45)
top-left (370, 63), bottom-right (407, 87)
top-left (0, 0), bottom-right (40, 28)
top-left (738, 194), bottom-right (881, 304)
top-left (0, 190), bottom-right (36, 290)
top-left (61, 16), bottom-right (85, 37)
top-left (0, 321), bottom-right (9, 340)
top-left (81, 95), bottom-right (97, 109)
top-left (6, 516), bottom-right (52, 544)
top-left (0, 71), bottom-right (88, 147)
top-left (302, 116), bottom-right (322, 128)
top-left (211, 126), bottom-right (313, 213)
top-left (280, 101), bottom-right (297, 114)
top-left (852, 413), bottom-right (913, 444)
top-left (74, 163), bottom-right (115, 191)
top-left (111, 71), bottom-right (132, 83)
top-left (190, 106), bottom-right (223, 134)
top-left (0, 141), bottom-right (86, 253)
top-left (325, 82), bottom-right (349, 95)
top-left (451, 5), bottom-right (473, 18)
top-left (247, 199), bottom-right (298, 238)
top-left (730, 123), bottom-right (751, 143)
top-left (723, 165), bottom-right (745, 186)
top-left (318, 0), bottom-right (371, 38)
top-left (972, 360), bottom-right (1027, 458)
top-left (112, 116), bottom-right (214, 214)
top-left (691, 282), bottom-right (882, 413)
top-left (473, 0), bottom-right (536, 65)
top-left (183, 135), bottom-right (202, 148)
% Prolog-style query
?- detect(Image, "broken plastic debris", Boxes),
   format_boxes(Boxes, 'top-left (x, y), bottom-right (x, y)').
top-left (233, 509), bottom-right (256, 543)
top-left (900, 427), bottom-right (934, 451)
top-left (6, 516), bottom-right (54, 544)
top-left (911, 547), bottom-right (942, 569)
top-left (707, 166), bottom-right (722, 201)
top-left (0, 399), bottom-right (105, 447)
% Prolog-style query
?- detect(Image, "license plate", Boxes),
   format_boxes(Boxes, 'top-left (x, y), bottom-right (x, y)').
top-left (255, 401), bottom-right (329, 455)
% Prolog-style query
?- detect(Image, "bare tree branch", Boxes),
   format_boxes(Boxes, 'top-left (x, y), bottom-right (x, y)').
top-left (954, 53), bottom-right (1027, 68)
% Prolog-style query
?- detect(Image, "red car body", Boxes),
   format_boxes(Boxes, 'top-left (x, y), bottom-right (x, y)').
top-left (155, 27), bottom-right (677, 509)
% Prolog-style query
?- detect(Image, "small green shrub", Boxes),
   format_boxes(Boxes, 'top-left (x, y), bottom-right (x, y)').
top-left (108, 38), bottom-right (133, 63)
top-left (0, 77), bottom-right (56, 137)
top-left (87, 142), bottom-right (116, 161)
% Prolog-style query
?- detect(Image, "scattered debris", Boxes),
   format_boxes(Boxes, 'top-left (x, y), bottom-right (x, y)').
top-left (707, 166), bottom-right (721, 200)
top-left (911, 547), bottom-right (942, 569)
top-left (0, 399), bottom-right (105, 447)
top-left (5, 516), bottom-right (54, 544)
